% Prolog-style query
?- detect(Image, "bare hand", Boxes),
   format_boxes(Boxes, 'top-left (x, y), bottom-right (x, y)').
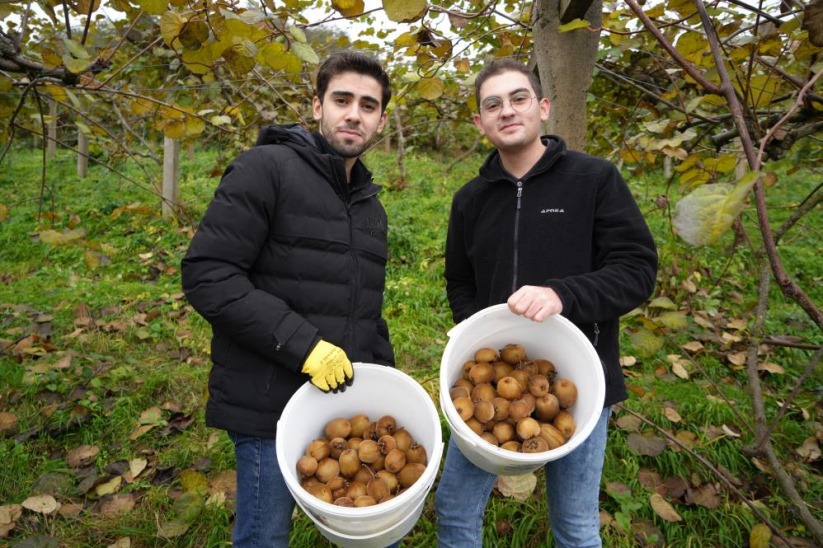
top-left (507, 286), bottom-right (563, 322)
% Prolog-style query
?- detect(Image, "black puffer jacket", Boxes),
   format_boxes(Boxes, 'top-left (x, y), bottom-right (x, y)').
top-left (182, 125), bottom-right (394, 438)
top-left (445, 136), bottom-right (657, 407)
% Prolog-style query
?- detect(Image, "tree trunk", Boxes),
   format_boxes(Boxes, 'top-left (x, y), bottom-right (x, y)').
top-left (47, 101), bottom-right (57, 159)
top-left (77, 129), bottom-right (88, 178)
top-left (533, 0), bottom-right (603, 152)
top-left (162, 137), bottom-right (179, 218)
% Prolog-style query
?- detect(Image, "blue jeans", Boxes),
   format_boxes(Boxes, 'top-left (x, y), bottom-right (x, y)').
top-left (229, 431), bottom-right (402, 547)
top-left (229, 432), bottom-right (295, 548)
top-left (435, 407), bottom-right (611, 548)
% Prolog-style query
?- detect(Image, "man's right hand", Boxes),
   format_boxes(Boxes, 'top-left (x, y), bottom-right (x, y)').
top-left (301, 340), bottom-right (354, 393)
top-left (507, 285), bottom-right (563, 322)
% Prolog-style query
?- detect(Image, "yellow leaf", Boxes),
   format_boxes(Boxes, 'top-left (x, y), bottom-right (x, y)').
top-left (0, 203), bottom-right (8, 222)
top-left (42, 84), bottom-right (68, 102)
top-left (454, 58), bottom-right (470, 73)
top-left (131, 97), bottom-right (154, 116)
top-left (648, 296), bottom-right (677, 309)
top-left (630, 328), bottom-right (664, 358)
top-left (159, 11), bottom-right (186, 47)
top-left (62, 55), bottom-right (92, 74)
top-left (394, 31), bottom-right (419, 48)
top-left (331, 0), bottom-right (364, 17)
top-left (84, 249), bottom-right (102, 269)
top-left (95, 476), bottom-right (122, 497)
top-left (39, 228), bottom-right (86, 245)
top-left (749, 523), bottom-right (771, 548)
top-left (185, 116), bottom-right (206, 136)
top-left (181, 47), bottom-right (215, 75)
top-left (558, 18), bottom-right (590, 32)
top-left (673, 176), bottom-right (757, 245)
top-left (134, 0), bottom-right (168, 15)
top-left (656, 311), bottom-right (688, 329)
top-left (383, 0), bottom-right (427, 23)
top-left (180, 470), bottom-right (210, 494)
top-left (42, 48), bottom-right (62, 69)
top-left (418, 76), bottom-right (444, 100)
top-left (161, 119), bottom-right (187, 139)
top-left (650, 493), bottom-right (682, 522)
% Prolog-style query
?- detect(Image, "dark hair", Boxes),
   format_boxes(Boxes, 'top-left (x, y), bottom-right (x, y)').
top-left (474, 58), bottom-right (541, 109)
top-left (316, 52), bottom-right (392, 113)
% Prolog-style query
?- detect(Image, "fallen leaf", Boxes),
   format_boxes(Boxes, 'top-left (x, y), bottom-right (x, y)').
top-left (209, 469), bottom-right (237, 499)
top-left (726, 318), bottom-right (748, 330)
top-left (619, 356), bottom-right (637, 367)
top-left (494, 473), bottom-right (536, 501)
top-left (671, 361), bottom-right (689, 380)
top-left (67, 445), bottom-right (100, 468)
top-left (681, 341), bottom-right (704, 352)
top-left (129, 424), bottom-right (155, 440)
top-left (749, 523), bottom-right (771, 548)
top-left (650, 493), bottom-right (682, 522)
top-left (22, 495), bottom-right (60, 515)
top-left (0, 412), bottom-right (19, 434)
top-left (130, 458), bottom-right (148, 479)
top-left (663, 407), bottom-right (682, 423)
top-left (627, 432), bottom-right (667, 457)
top-left (108, 538), bottom-right (131, 548)
top-left (685, 483), bottom-right (720, 508)
top-left (757, 361), bottom-right (784, 374)
top-left (726, 351), bottom-right (747, 367)
top-left (615, 414), bottom-right (642, 432)
top-left (157, 519), bottom-right (190, 538)
top-left (180, 470), bottom-right (209, 495)
top-left (98, 494), bottom-right (136, 517)
top-left (95, 476), bottom-right (122, 497)
top-left (57, 503), bottom-right (83, 517)
top-left (721, 424), bottom-right (742, 438)
top-left (796, 437), bottom-right (821, 462)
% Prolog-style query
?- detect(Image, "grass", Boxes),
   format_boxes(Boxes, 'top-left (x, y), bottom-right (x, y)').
top-left (0, 145), bottom-right (820, 547)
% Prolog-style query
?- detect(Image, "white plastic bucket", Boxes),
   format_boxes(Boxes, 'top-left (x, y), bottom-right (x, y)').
top-left (276, 362), bottom-right (444, 546)
top-left (439, 304), bottom-right (606, 476)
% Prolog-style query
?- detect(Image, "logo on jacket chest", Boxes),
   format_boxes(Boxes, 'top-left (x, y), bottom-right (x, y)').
top-left (367, 217), bottom-right (386, 237)
top-left (540, 207), bottom-right (565, 214)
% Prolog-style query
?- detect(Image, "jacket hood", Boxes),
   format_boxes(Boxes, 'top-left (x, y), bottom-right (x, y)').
top-left (478, 135), bottom-right (567, 183)
top-left (254, 124), bottom-right (377, 193)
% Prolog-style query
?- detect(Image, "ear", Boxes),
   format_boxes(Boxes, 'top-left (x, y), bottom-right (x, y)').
top-left (377, 110), bottom-right (388, 133)
top-left (539, 97), bottom-right (551, 123)
top-left (473, 113), bottom-right (485, 135)
top-left (312, 96), bottom-right (323, 122)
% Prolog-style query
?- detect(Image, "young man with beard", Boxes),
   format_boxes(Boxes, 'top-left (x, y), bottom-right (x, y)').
top-left (182, 52), bottom-right (395, 547)
top-left (435, 58), bottom-right (658, 547)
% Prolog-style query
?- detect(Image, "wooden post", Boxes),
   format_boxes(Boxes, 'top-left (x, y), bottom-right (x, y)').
top-left (77, 129), bottom-right (88, 178)
top-left (663, 155), bottom-right (672, 179)
top-left (162, 137), bottom-right (180, 218)
top-left (47, 101), bottom-right (57, 159)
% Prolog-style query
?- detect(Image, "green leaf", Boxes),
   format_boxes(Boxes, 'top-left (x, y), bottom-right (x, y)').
top-left (291, 42), bottom-right (319, 65)
top-left (159, 11), bottom-right (185, 47)
top-left (62, 38), bottom-right (90, 59)
top-left (673, 173), bottom-right (758, 245)
top-left (135, 0), bottom-right (168, 15)
top-left (749, 523), bottom-right (771, 548)
top-left (655, 311), bottom-right (688, 329)
top-left (630, 328), bottom-right (664, 357)
top-left (383, 0), bottom-right (427, 23)
top-left (558, 19), bottom-right (590, 32)
top-left (648, 296), bottom-right (677, 310)
top-left (417, 76), bottom-right (444, 100)
top-left (290, 26), bottom-right (307, 44)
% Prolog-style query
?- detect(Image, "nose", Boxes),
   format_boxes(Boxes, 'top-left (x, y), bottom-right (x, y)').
top-left (499, 99), bottom-right (516, 117)
top-left (344, 103), bottom-right (362, 124)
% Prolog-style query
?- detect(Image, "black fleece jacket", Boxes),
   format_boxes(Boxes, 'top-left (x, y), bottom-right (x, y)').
top-left (445, 136), bottom-right (657, 406)
top-left (182, 124), bottom-right (394, 438)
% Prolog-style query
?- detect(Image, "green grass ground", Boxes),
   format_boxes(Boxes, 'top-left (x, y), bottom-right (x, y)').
top-left (0, 146), bottom-right (819, 547)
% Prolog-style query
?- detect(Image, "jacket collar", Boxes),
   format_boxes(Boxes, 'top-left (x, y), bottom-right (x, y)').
top-left (478, 135), bottom-right (567, 183)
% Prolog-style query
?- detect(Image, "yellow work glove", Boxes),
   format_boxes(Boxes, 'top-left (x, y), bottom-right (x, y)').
top-left (301, 340), bottom-right (354, 393)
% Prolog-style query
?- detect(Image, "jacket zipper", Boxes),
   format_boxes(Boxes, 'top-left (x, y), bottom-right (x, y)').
top-left (334, 159), bottom-right (357, 353)
top-left (592, 322), bottom-right (599, 346)
top-left (512, 181), bottom-right (523, 293)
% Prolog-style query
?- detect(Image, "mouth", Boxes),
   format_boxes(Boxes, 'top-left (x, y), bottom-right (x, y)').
top-left (338, 128), bottom-right (362, 139)
top-left (498, 122), bottom-right (522, 132)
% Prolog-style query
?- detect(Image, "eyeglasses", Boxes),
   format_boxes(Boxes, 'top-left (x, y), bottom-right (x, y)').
top-left (479, 93), bottom-right (537, 116)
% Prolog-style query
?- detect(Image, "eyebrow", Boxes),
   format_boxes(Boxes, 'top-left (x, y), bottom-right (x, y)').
top-left (330, 90), bottom-right (380, 107)
top-left (482, 87), bottom-right (531, 101)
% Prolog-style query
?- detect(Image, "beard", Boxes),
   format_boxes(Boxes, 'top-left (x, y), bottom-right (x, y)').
top-left (320, 119), bottom-right (374, 158)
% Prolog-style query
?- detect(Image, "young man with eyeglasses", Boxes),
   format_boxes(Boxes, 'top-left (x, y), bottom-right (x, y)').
top-left (435, 58), bottom-right (658, 547)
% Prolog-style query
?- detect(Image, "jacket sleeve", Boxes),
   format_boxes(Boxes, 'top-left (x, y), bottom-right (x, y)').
top-left (445, 193), bottom-right (479, 324)
top-left (372, 317), bottom-right (395, 366)
top-left (547, 163), bottom-right (658, 324)
top-left (181, 147), bottom-right (318, 372)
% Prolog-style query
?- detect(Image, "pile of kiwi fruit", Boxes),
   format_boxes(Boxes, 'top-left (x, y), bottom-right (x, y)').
top-left (448, 343), bottom-right (579, 453)
top-left (297, 414), bottom-right (428, 507)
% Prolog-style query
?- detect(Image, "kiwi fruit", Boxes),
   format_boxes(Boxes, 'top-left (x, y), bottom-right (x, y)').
top-left (492, 421), bottom-right (515, 444)
top-left (499, 343), bottom-right (527, 365)
top-left (480, 432), bottom-right (499, 446)
top-left (465, 417), bottom-right (483, 436)
top-left (296, 455), bottom-right (318, 478)
top-left (367, 477), bottom-right (390, 501)
top-left (538, 423), bottom-right (566, 449)
top-left (553, 410), bottom-right (577, 439)
top-left (509, 369), bottom-right (531, 391)
top-left (500, 440), bottom-right (521, 452)
top-left (306, 439), bottom-right (330, 461)
top-left (353, 466), bottom-right (374, 484)
top-left (334, 496), bottom-right (354, 507)
top-left (453, 396), bottom-right (475, 421)
top-left (371, 454), bottom-right (386, 472)
top-left (357, 439), bottom-right (381, 464)
top-left (516, 417), bottom-right (541, 440)
top-left (496, 377), bottom-right (523, 400)
top-left (346, 480), bottom-right (368, 500)
top-left (520, 392), bottom-right (536, 412)
top-left (398, 462), bottom-right (426, 488)
top-left (453, 378), bottom-right (474, 391)
top-left (347, 437), bottom-right (363, 452)
top-left (522, 436), bottom-right (550, 453)
top-left (324, 417), bottom-right (352, 440)
top-left (384, 448), bottom-right (407, 473)
top-left (393, 428), bottom-right (413, 452)
top-left (327, 476), bottom-right (348, 499)
top-left (315, 457), bottom-right (340, 483)
top-left (461, 360), bottom-right (477, 380)
top-left (534, 393), bottom-right (561, 422)
top-left (528, 374), bottom-right (551, 398)
top-left (450, 386), bottom-right (471, 400)
top-left (338, 448), bottom-right (361, 478)
top-left (377, 434), bottom-right (397, 455)
top-left (474, 347), bottom-right (498, 363)
top-left (470, 383), bottom-right (497, 403)
top-left (307, 483), bottom-right (333, 503)
top-left (552, 378), bottom-right (578, 408)
top-left (376, 470), bottom-right (400, 493)
top-left (473, 399), bottom-right (495, 423)
top-left (469, 362), bottom-right (495, 384)
top-left (517, 360), bottom-right (538, 376)
top-left (376, 415), bottom-right (397, 437)
top-left (531, 359), bottom-right (556, 378)
top-left (493, 361), bottom-right (514, 382)
top-left (491, 397), bottom-right (510, 421)
top-left (328, 437), bottom-right (348, 459)
top-left (348, 413), bottom-right (371, 438)
top-left (354, 495), bottom-right (377, 507)
top-left (507, 399), bottom-right (532, 422)
top-left (405, 442), bottom-right (427, 464)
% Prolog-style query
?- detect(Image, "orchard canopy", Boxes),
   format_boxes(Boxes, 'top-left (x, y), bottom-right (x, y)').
top-left (0, 0), bottom-right (821, 243)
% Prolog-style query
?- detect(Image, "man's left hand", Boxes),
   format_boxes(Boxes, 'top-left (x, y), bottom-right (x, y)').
top-left (507, 285), bottom-right (562, 322)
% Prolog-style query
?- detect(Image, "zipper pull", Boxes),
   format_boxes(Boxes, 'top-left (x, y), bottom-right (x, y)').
top-left (593, 323), bottom-right (600, 347)
top-left (516, 181), bottom-right (522, 209)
